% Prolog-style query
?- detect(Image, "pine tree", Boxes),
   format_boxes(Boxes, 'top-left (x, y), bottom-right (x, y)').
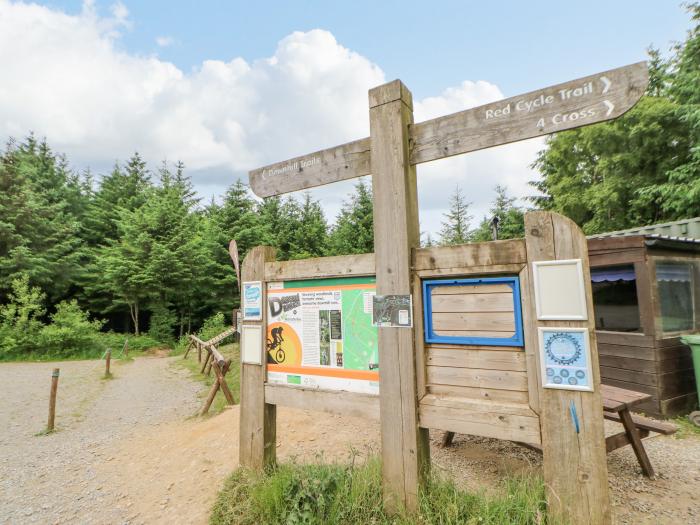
top-left (327, 179), bottom-right (374, 255)
top-left (471, 185), bottom-right (525, 241)
top-left (439, 185), bottom-right (473, 245)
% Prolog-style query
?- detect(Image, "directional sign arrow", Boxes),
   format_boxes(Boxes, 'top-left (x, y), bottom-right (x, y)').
top-left (249, 62), bottom-right (648, 198)
top-left (409, 61), bottom-right (648, 165)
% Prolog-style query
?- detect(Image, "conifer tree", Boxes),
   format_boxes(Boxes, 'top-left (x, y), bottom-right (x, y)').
top-left (439, 185), bottom-right (473, 246)
top-left (471, 185), bottom-right (525, 241)
top-left (327, 179), bottom-right (374, 255)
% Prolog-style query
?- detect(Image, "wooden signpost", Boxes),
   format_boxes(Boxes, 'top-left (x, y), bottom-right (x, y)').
top-left (241, 62), bottom-right (648, 523)
top-left (250, 62), bottom-right (647, 198)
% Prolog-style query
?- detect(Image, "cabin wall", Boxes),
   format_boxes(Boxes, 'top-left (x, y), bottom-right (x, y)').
top-left (588, 237), bottom-right (700, 417)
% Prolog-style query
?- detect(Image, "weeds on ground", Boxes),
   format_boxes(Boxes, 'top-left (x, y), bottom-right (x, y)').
top-left (210, 457), bottom-right (551, 525)
top-left (673, 415), bottom-right (700, 438)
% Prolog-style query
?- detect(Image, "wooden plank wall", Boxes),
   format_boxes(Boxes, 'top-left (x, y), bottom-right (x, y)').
top-left (414, 241), bottom-right (541, 445)
top-left (588, 240), bottom-right (699, 417)
top-left (429, 283), bottom-right (516, 338)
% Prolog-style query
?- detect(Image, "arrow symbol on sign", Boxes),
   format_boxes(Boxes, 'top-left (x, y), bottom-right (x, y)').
top-left (603, 100), bottom-right (614, 117)
top-left (600, 76), bottom-right (611, 94)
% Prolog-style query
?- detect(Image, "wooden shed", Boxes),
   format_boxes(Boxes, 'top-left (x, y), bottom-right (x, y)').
top-left (587, 224), bottom-right (700, 418)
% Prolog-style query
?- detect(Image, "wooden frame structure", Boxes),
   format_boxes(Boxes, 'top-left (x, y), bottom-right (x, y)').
top-left (238, 64), bottom-right (648, 524)
top-left (588, 234), bottom-right (700, 417)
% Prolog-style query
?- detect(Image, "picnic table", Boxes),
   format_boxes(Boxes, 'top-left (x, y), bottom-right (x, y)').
top-left (600, 384), bottom-right (676, 478)
top-left (440, 384), bottom-right (677, 478)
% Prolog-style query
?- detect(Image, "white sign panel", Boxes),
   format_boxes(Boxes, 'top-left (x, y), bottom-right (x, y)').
top-left (242, 281), bottom-right (263, 321)
top-left (532, 259), bottom-right (588, 320)
top-left (241, 325), bottom-right (263, 365)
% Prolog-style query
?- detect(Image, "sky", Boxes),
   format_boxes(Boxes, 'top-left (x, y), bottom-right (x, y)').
top-left (0, 1), bottom-right (693, 236)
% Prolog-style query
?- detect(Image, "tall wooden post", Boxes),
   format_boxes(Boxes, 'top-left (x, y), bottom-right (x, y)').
top-left (369, 80), bottom-right (429, 512)
top-left (47, 368), bottom-right (60, 432)
top-left (524, 212), bottom-right (611, 525)
top-left (239, 246), bottom-right (277, 469)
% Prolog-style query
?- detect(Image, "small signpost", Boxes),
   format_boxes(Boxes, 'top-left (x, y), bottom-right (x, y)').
top-left (241, 61), bottom-right (648, 523)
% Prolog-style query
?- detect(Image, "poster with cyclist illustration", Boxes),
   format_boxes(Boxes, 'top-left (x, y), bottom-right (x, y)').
top-left (265, 276), bottom-right (379, 395)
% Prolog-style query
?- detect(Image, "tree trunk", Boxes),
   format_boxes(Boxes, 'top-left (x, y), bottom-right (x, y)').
top-left (129, 301), bottom-right (140, 336)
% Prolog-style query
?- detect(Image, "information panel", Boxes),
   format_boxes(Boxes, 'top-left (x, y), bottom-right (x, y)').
top-left (265, 276), bottom-right (379, 395)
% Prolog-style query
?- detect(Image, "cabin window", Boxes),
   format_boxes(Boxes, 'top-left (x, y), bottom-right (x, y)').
top-left (590, 265), bottom-right (642, 333)
top-left (655, 261), bottom-right (696, 334)
top-left (422, 277), bottom-right (524, 347)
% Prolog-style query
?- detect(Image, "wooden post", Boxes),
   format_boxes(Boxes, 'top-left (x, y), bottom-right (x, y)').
top-left (47, 368), bottom-right (59, 432)
top-left (239, 246), bottom-right (277, 469)
top-left (369, 80), bottom-right (429, 512)
top-left (524, 212), bottom-right (611, 525)
top-left (124, 339), bottom-right (129, 358)
top-left (105, 349), bottom-right (111, 376)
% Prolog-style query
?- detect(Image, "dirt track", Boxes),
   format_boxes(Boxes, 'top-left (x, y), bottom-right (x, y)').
top-left (1, 356), bottom-right (699, 524)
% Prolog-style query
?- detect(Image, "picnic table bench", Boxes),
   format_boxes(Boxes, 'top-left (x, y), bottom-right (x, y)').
top-left (440, 384), bottom-right (677, 478)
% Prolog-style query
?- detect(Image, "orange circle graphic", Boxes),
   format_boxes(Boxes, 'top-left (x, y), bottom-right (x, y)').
top-left (266, 322), bottom-right (302, 365)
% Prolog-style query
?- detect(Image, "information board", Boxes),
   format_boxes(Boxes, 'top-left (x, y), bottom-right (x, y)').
top-left (539, 327), bottom-right (593, 392)
top-left (265, 276), bottom-right (379, 395)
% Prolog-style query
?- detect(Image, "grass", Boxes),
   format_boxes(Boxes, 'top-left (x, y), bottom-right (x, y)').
top-left (209, 457), bottom-right (551, 525)
top-left (673, 414), bottom-right (700, 438)
top-left (176, 342), bottom-right (241, 415)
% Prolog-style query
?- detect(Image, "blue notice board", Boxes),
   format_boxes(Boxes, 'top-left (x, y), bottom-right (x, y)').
top-left (422, 277), bottom-right (524, 347)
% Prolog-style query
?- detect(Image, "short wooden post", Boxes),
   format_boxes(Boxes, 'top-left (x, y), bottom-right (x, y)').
top-left (239, 246), bottom-right (277, 470)
top-left (124, 339), bottom-right (129, 358)
top-left (369, 80), bottom-right (429, 512)
top-left (47, 368), bottom-right (59, 432)
top-left (524, 212), bottom-right (611, 525)
top-left (105, 349), bottom-right (111, 376)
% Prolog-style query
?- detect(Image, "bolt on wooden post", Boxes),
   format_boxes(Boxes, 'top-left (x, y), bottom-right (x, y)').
top-left (47, 368), bottom-right (60, 432)
top-left (369, 80), bottom-right (429, 512)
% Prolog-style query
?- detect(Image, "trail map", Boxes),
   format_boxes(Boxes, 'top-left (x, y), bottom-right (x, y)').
top-left (265, 277), bottom-right (379, 395)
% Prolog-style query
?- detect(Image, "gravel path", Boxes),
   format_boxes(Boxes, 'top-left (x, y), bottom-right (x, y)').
top-left (0, 356), bottom-right (202, 525)
top-left (1, 356), bottom-right (698, 524)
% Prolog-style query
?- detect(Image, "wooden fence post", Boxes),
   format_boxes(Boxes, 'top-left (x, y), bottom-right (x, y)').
top-left (239, 246), bottom-right (277, 469)
top-left (369, 80), bottom-right (429, 512)
top-left (105, 349), bottom-right (111, 376)
top-left (47, 368), bottom-right (59, 432)
top-left (524, 211), bottom-right (611, 525)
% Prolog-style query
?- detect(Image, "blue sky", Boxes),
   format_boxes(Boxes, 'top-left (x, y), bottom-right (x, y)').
top-left (2, 1), bottom-right (694, 235)
top-left (43, 1), bottom-right (689, 98)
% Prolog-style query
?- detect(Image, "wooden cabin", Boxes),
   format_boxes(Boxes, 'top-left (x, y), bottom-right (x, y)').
top-left (588, 222), bottom-right (700, 418)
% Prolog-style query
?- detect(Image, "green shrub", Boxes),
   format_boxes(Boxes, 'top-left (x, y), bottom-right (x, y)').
top-left (0, 274), bottom-right (46, 358)
top-left (38, 300), bottom-right (104, 357)
top-left (148, 304), bottom-right (177, 346)
top-left (210, 458), bottom-right (549, 525)
top-left (198, 312), bottom-right (231, 342)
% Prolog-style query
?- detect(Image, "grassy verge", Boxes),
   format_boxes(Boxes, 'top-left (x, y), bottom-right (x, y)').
top-left (176, 342), bottom-right (241, 414)
top-left (210, 457), bottom-right (550, 525)
top-left (673, 414), bottom-right (700, 438)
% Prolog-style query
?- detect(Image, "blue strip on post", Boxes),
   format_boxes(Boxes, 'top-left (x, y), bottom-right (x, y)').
top-left (422, 276), bottom-right (524, 347)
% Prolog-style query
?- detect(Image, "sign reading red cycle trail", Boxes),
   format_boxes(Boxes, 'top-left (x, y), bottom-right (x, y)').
top-left (249, 61), bottom-right (648, 198)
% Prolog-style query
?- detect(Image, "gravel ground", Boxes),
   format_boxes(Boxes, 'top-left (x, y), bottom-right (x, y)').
top-left (430, 421), bottom-right (700, 525)
top-left (1, 355), bottom-right (698, 524)
top-left (0, 356), bottom-right (202, 525)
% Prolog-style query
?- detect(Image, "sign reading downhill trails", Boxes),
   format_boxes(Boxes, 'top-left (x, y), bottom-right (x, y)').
top-left (265, 277), bottom-right (379, 394)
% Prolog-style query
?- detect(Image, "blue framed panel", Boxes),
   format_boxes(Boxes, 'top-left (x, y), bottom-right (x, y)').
top-left (423, 276), bottom-right (524, 347)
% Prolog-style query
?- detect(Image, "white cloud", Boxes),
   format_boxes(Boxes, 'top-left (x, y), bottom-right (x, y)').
top-left (0, 0), bottom-right (543, 236)
top-left (156, 35), bottom-right (173, 48)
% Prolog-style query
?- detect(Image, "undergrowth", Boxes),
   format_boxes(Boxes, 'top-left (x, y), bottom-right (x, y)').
top-left (210, 457), bottom-right (551, 525)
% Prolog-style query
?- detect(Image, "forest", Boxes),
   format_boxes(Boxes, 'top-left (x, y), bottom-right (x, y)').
top-left (1, 4), bottom-right (698, 360)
